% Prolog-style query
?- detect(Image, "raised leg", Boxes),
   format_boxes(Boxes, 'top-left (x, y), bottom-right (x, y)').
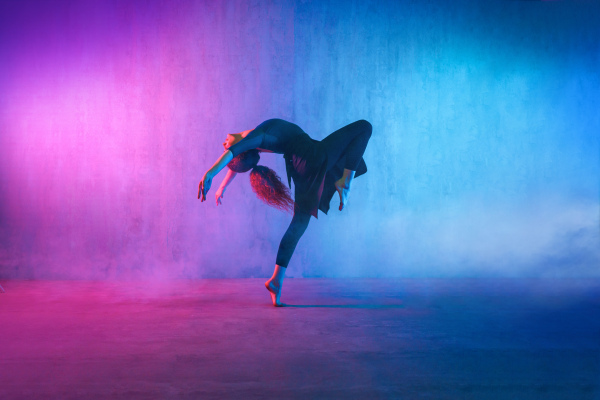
top-left (321, 120), bottom-right (372, 210)
top-left (321, 119), bottom-right (372, 171)
top-left (335, 168), bottom-right (356, 211)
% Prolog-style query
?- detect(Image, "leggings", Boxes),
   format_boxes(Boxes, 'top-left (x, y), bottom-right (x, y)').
top-left (275, 120), bottom-right (372, 267)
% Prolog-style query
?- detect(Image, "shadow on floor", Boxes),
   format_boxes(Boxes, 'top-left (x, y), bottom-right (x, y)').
top-left (281, 304), bottom-right (405, 309)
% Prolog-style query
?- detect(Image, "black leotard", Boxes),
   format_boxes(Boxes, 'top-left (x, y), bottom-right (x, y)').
top-left (228, 119), bottom-right (312, 158)
top-left (228, 118), bottom-right (369, 219)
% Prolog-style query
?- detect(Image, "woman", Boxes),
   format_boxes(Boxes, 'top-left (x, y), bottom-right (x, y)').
top-left (198, 119), bottom-right (372, 306)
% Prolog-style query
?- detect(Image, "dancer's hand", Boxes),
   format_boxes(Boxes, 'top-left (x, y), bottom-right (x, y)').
top-left (215, 187), bottom-right (225, 206)
top-left (198, 173), bottom-right (213, 202)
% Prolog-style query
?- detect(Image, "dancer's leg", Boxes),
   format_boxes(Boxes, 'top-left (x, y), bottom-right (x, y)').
top-left (334, 169), bottom-right (355, 211)
top-left (321, 119), bottom-right (372, 171)
top-left (265, 208), bottom-right (311, 306)
top-left (265, 264), bottom-right (286, 307)
top-left (275, 208), bottom-right (311, 268)
top-left (321, 120), bottom-right (372, 209)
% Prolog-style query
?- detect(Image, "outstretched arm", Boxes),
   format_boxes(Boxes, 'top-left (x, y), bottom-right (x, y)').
top-left (198, 150), bottom-right (234, 202)
top-left (215, 169), bottom-right (237, 205)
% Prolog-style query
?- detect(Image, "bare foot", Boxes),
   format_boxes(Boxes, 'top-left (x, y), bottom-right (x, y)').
top-left (265, 279), bottom-right (283, 307)
top-left (334, 179), bottom-right (350, 211)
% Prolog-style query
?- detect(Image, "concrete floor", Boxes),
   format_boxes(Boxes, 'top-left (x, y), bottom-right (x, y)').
top-left (0, 279), bottom-right (598, 400)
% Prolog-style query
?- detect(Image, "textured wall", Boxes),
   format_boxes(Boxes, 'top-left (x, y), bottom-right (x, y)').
top-left (0, 0), bottom-right (598, 279)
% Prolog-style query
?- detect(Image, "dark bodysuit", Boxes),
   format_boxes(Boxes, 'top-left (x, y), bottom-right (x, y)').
top-left (228, 118), bottom-right (371, 267)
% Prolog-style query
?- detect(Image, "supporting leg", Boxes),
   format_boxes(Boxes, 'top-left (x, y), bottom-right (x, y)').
top-left (265, 209), bottom-right (311, 306)
top-left (275, 209), bottom-right (311, 267)
top-left (265, 264), bottom-right (286, 307)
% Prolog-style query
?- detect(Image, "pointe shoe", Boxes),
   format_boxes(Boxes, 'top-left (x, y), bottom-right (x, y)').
top-left (265, 280), bottom-right (283, 307)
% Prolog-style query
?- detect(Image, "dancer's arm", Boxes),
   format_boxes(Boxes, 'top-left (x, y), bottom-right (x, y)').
top-left (215, 169), bottom-right (237, 205)
top-left (198, 150), bottom-right (234, 202)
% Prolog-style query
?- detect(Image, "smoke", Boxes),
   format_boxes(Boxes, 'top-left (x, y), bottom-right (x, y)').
top-left (373, 194), bottom-right (599, 277)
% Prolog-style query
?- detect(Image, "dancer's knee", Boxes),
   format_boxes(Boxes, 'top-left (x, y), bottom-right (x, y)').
top-left (357, 119), bottom-right (372, 138)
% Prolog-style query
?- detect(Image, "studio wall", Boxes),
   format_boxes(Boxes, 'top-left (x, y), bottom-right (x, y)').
top-left (0, 0), bottom-right (598, 279)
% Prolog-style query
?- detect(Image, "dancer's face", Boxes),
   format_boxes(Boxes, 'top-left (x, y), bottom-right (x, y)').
top-left (222, 133), bottom-right (240, 151)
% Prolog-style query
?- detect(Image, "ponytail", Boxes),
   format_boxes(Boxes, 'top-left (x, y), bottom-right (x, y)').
top-left (228, 150), bottom-right (294, 213)
top-left (249, 166), bottom-right (294, 213)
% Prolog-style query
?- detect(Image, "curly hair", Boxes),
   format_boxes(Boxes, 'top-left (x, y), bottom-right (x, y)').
top-left (228, 150), bottom-right (294, 213)
top-left (227, 150), bottom-right (260, 173)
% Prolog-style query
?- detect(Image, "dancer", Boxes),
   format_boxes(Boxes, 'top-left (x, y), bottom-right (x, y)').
top-left (198, 119), bottom-right (371, 306)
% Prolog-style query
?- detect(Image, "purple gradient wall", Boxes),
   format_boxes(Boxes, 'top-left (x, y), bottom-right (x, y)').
top-left (1, 0), bottom-right (598, 279)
